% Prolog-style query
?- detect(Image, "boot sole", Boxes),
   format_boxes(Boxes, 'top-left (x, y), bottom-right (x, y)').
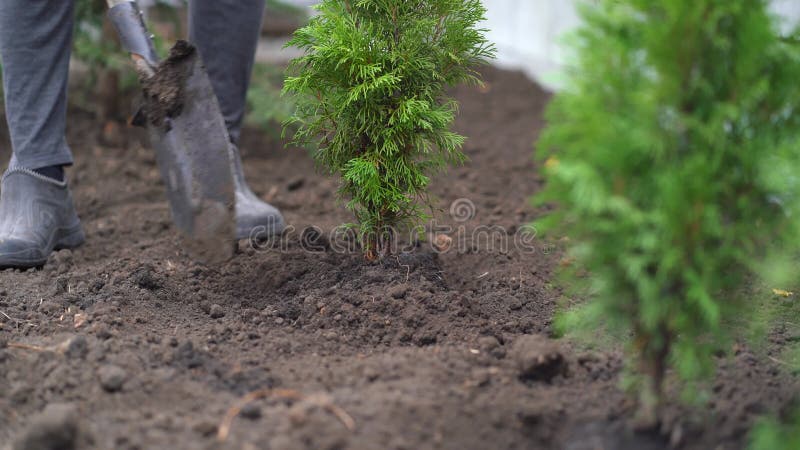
top-left (54, 225), bottom-right (86, 251)
top-left (0, 224), bottom-right (85, 269)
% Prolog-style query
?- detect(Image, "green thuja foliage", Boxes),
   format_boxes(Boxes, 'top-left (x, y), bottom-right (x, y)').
top-left (536, 0), bottom-right (800, 422)
top-left (750, 407), bottom-right (800, 450)
top-left (283, 0), bottom-right (494, 260)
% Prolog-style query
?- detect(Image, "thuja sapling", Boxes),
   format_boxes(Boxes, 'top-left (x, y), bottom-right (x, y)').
top-left (283, 0), bottom-right (495, 260)
top-left (536, 0), bottom-right (800, 425)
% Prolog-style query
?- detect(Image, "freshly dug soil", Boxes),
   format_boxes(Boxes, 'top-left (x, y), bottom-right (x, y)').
top-left (0, 67), bottom-right (797, 450)
top-left (139, 40), bottom-right (196, 128)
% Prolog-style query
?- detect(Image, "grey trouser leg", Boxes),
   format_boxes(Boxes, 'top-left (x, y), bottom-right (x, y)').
top-left (0, 0), bottom-right (75, 170)
top-left (189, 0), bottom-right (266, 145)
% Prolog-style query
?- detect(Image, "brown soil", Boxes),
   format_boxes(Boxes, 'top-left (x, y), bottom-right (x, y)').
top-left (0, 67), bottom-right (797, 450)
top-left (139, 41), bottom-right (196, 128)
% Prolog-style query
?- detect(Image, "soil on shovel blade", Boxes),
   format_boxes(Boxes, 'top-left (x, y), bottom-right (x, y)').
top-left (0, 67), bottom-right (797, 450)
top-left (139, 40), bottom-right (195, 128)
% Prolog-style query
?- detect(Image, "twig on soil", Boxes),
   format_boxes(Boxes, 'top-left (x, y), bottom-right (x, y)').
top-left (7, 336), bottom-right (81, 355)
top-left (217, 388), bottom-right (356, 442)
top-left (768, 355), bottom-right (793, 367)
top-left (0, 310), bottom-right (18, 324)
top-left (396, 256), bottom-right (410, 283)
top-left (7, 342), bottom-right (48, 352)
top-left (0, 310), bottom-right (34, 330)
top-left (477, 271), bottom-right (489, 279)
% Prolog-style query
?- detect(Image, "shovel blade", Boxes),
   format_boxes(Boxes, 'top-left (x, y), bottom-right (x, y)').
top-left (146, 45), bottom-right (235, 264)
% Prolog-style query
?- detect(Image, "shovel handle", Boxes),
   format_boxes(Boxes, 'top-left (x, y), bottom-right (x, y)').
top-left (107, 0), bottom-right (159, 78)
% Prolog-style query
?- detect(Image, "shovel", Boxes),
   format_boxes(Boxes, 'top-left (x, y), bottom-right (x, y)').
top-left (106, 0), bottom-right (235, 263)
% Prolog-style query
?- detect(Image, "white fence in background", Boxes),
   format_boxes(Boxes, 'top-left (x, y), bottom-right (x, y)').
top-left (482, 0), bottom-right (800, 90)
top-left (281, 0), bottom-right (800, 91)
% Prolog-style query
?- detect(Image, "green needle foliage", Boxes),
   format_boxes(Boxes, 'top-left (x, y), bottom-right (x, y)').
top-left (283, 0), bottom-right (494, 260)
top-left (750, 407), bottom-right (800, 450)
top-left (536, 0), bottom-right (800, 423)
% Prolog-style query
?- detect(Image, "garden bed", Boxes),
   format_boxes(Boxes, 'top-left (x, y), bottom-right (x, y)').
top-left (0, 67), bottom-right (796, 450)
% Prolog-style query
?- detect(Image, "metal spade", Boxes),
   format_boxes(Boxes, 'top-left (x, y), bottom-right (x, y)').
top-left (107, 0), bottom-right (235, 263)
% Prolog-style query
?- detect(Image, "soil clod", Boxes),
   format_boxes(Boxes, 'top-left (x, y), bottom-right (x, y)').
top-left (510, 335), bottom-right (567, 383)
top-left (140, 40), bottom-right (196, 128)
top-left (131, 264), bottom-right (162, 290)
top-left (64, 335), bottom-right (89, 360)
top-left (98, 365), bottom-right (128, 392)
top-left (209, 304), bottom-right (225, 319)
top-left (389, 285), bottom-right (408, 299)
top-left (13, 403), bottom-right (83, 450)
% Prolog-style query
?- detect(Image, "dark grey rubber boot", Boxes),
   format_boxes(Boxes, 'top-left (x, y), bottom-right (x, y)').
top-left (0, 168), bottom-right (85, 268)
top-left (229, 144), bottom-right (285, 240)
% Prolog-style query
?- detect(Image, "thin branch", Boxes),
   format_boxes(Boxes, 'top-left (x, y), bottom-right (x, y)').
top-left (7, 342), bottom-right (48, 352)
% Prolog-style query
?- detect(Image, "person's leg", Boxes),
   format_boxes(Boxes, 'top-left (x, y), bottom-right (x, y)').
top-left (189, 0), bottom-right (265, 145)
top-left (189, 0), bottom-right (285, 241)
top-left (0, 0), bottom-right (84, 268)
top-left (0, 0), bottom-right (75, 171)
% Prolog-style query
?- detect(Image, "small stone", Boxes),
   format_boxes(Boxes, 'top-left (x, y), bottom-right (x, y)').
top-left (73, 313), bottom-right (88, 329)
top-left (98, 365), bottom-right (128, 392)
top-left (240, 403), bottom-right (262, 420)
top-left (274, 317), bottom-right (285, 325)
top-left (209, 304), bottom-right (225, 319)
top-left (389, 285), bottom-right (408, 300)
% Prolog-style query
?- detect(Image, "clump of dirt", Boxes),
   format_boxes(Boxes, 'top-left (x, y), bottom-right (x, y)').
top-left (510, 334), bottom-right (568, 383)
top-left (139, 40), bottom-right (196, 128)
top-left (12, 403), bottom-right (90, 450)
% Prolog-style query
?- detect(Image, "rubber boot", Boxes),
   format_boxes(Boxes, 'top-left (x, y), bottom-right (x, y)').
top-left (229, 144), bottom-right (285, 240)
top-left (0, 168), bottom-right (84, 268)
